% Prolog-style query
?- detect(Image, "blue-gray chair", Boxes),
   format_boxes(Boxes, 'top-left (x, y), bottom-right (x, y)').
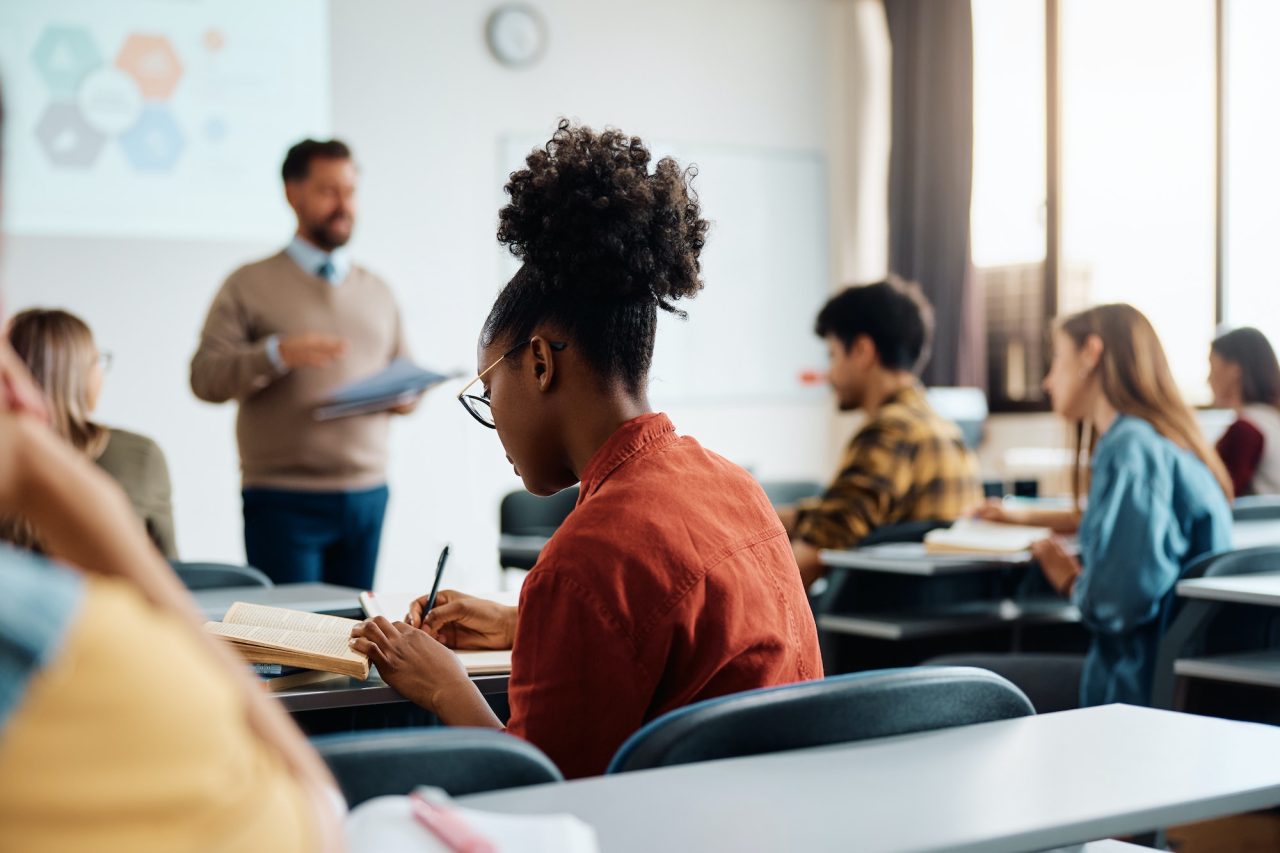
top-left (606, 666), bottom-right (1033, 774)
top-left (169, 560), bottom-right (273, 590)
top-left (312, 728), bottom-right (563, 806)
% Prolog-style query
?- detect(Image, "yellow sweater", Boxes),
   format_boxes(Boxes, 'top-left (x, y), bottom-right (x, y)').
top-left (0, 576), bottom-right (314, 853)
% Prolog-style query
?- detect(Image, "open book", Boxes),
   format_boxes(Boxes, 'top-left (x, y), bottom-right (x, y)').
top-left (314, 359), bottom-right (454, 421)
top-left (357, 590), bottom-right (517, 676)
top-left (205, 602), bottom-right (370, 679)
top-left (923, 519), bottom-right (1053, 555)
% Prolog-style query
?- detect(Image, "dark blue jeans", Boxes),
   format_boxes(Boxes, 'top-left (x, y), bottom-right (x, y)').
top-left (242, 485), bottom-right (389, 589)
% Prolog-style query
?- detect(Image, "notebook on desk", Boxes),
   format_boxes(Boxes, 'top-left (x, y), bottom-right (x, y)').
top-left (923, 519), bottom-right (1053, 555)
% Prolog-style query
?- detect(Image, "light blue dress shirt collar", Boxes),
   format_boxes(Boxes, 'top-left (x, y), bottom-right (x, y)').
top-left (285, 234), bottom-right (351, 286)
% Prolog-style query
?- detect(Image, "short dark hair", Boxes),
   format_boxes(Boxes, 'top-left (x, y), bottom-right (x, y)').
top-left (281, 138), bottom-right (352, 183)
top-left (814, 277), bottom-right (934, 373)
top-left (1212, 326), bottom-right (1280, 408)
top-left (483, 120), bottom-right (708, 395)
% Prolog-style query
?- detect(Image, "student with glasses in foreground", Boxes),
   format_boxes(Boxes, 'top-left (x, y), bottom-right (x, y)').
top-left (351, 120), bottom-right (823, 779)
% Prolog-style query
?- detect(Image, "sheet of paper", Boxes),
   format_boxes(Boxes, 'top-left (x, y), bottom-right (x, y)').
top-left (347, 794), bottom-right (599, 853)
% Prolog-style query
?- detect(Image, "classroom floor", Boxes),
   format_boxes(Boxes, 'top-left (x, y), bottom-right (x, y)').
top-left (1168, 810), bottom-right (1280, 852)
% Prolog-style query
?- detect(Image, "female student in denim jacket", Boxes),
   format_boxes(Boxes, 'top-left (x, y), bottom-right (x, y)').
top-left (982, 304), bottom-right (1232, 706)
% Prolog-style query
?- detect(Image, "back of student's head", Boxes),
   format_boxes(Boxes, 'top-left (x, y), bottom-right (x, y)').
top-left (814, 277), bottom-right (934, 374)
top-left (1211, 326), bottom-right (1280, 408)
top-left (483, 119), bottom-right (709, 394)
top-left (7, 308), bottom-right (106, 456)
top-left (1058, 303), bottom-right (1231, 498)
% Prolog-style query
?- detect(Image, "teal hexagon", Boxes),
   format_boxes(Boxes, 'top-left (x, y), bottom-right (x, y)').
top-left (32, 26), bottom-right (103, 99)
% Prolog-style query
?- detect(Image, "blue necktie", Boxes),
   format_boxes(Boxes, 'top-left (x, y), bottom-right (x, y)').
top-left (317, 260), bottom-right (337, 283)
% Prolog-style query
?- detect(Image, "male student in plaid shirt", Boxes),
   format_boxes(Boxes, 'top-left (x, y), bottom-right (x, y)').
top-left (779, 278), bottom-right (983, 587)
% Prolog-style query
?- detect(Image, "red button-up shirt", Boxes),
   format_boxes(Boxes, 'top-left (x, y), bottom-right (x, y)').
top-left (505, 413), bottom-right (823, 778)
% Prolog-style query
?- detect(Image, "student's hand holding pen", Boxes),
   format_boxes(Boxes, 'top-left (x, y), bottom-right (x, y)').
top-left (409, 590), bottom-right (517, 650)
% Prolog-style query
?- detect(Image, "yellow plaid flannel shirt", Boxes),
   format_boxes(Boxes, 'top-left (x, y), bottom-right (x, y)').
top-left (794, 385), bottom-right (983, 550)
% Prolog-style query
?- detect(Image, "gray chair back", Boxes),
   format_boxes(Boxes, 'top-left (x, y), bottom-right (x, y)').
top-left (759, 479), bottom-right (823, 507)
top-left (170, 560), bottom-right (273, 590)
top-left (499, 487), bottom-right (579, 569)
top-left (313, 728), bottom-right (563, 806)
top-left (606, 666), bottom-right (1033, 774)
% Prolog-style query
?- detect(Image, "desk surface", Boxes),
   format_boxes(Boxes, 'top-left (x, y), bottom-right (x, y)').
top-left (820, 542), bottom-right (1032, 576)
top-left (1177, 572), bottom-right (1280, 606)
top-left (460, 705), bottom-right (1280, 853)
top-left (275, 670), bottom-right (509, 712)
top-left (195, 583), bottom-right (364, 620)
top-left (1232, 519), bottom-right (1280, 549)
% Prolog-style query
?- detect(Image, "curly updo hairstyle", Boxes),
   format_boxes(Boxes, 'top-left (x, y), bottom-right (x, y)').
top-left (484, 119), bottom-right (710, 395)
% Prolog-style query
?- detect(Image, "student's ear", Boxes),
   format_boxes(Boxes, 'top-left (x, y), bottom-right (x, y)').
top-left (529, 336), bottom-right (558, 392)
top-left (283, 181), bottom-right (301, 212)
top-left (851, 335), bottom-right (878, 368)
top-left (1080, 334), bottom-right (1105, 372)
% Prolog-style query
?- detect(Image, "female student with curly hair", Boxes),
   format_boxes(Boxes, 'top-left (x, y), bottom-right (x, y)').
top-left (979, 304), bottom-right (1232, 706)
top-left (351, 121), bottom-right (823, 778)
top-left (1208, 326), bottom-right (1280, 496)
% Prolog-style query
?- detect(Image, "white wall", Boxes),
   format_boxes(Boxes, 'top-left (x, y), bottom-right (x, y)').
top-left (3, 0), bottom-right (842, 594)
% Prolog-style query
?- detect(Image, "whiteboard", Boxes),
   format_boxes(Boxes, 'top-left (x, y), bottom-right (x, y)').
top-left (498, 136), bottom-right (830, 402)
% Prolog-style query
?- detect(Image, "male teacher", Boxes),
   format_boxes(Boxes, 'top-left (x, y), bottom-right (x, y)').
top-left (191, 138), bottom-right (415, 588)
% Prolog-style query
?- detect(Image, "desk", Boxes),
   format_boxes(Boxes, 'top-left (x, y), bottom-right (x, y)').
top-left (276, 671), bottom-right (510, 713)
top-left (820, 543), bottom-right (1032, 577)
top-left (460, 705), bottom-right (1280, 853)
top-left (1232, 519), bottom-right (1280, 549)
top-left (195, 583), bottom-right (364, 620)
top-left (1167, 572), bottom-right (1280, 697)
top-left (1177, 572), bottom-right (1280, 606)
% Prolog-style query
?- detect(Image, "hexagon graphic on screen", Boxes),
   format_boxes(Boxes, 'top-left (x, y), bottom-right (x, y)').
top-left (36, 103), bottom-right (106, 168)
top-left (32, 26), bottom-right (103, 99)
top-left (116, 34), bottom-right (183, 100)
top-left (120, 107), bottom-right (184, 171)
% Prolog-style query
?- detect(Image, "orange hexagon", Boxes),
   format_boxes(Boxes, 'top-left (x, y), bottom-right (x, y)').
top-left (115, 33), bottom-right (183, 100)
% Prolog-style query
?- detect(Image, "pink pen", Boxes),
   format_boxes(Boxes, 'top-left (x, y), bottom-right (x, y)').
top-left (409, 791), bottom-right (497, 853)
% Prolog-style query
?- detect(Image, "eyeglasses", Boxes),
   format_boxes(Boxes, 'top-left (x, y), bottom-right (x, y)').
top-left (95, 351), bottom-right (113, 372)
top-left (457, 339), bottom-right (567, 429)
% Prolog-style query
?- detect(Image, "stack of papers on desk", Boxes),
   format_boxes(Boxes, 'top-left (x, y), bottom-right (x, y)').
top-left (315, 359), bottom-right (454, 421)
top-left (347, 793), bottom-right (598, 852)
top-left (924, 519), bottom-right (1053, 555)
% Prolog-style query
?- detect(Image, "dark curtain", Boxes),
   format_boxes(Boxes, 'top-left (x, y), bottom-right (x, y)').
top-left (883, 0), bottom-right (983, 388)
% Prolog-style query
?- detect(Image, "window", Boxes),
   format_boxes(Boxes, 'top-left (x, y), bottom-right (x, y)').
top-left (1221, 0), bottom-right (1280, 350)
top-left (972, 0), bottom-right (1226, 409)
top-left (971, 0), bottom-right (1048, 408)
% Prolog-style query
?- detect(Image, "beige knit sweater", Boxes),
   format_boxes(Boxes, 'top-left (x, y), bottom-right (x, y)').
top-left (190, 251), bottom-right (407, 491)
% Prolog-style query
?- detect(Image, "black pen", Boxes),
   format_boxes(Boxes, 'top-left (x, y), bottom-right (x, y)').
top-left (423, 544), bottom-right (450, 620)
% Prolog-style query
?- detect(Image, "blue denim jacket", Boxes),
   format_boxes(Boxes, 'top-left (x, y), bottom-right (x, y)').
top-left (1074, 415), bottom-right (1232, 705)
top-left (0, 548), bottom-right (84, 729)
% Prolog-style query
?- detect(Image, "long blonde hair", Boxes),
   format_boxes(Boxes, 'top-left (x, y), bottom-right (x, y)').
top-left (7, 308), bottom-right (108, 457)
top-left (1059, 304), bottom-right (1233, 503)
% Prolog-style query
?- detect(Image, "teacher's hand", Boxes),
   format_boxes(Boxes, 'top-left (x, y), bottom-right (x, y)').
top-left (350, 616), bottom-right (471, 712)
top-left (411, 590), bottom-right (517, 650)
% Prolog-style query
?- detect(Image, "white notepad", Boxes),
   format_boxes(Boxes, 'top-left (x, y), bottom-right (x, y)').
top-left (347, 793), bottom-right (599, 853)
